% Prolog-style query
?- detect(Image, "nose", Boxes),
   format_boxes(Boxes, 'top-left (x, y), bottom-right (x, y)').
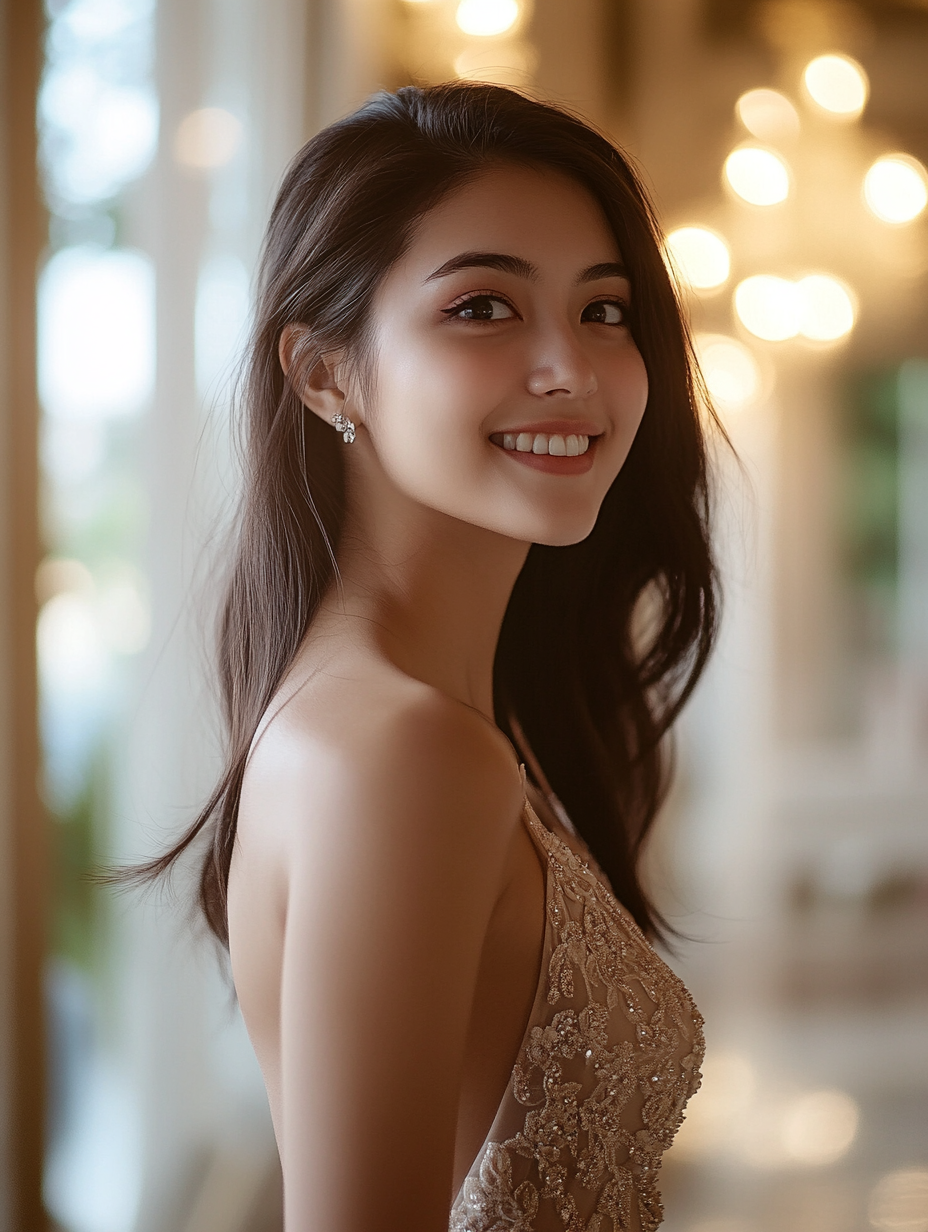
top-left (526, 323), bottom-right (597, 399)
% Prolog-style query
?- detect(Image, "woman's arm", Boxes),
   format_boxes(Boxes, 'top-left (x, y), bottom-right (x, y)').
top-left (276, 694), bottom-right (522, 1231)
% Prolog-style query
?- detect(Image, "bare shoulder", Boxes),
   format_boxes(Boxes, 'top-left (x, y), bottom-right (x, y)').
top-left (235, 670), bottom-right (527, 1225)
top-left (236, 663), bottom-right (524, 881)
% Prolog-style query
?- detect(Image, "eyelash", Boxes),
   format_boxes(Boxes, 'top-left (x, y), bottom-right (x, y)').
top-left (581, 297), bottom-right (629, 325)
top-left (440, 291), bottom-right (630, 323)
top-left (441, 290), bottom-right (519, 319)
top-left (583, 297), bottom-right (628, 322)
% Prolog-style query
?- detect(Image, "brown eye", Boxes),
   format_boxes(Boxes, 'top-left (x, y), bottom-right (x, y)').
top-left (581, 300), bottom-right (625, 325)
top-left (451, 295), bottom-right (515, 321)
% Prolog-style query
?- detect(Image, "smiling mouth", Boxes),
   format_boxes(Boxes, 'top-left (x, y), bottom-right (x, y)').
top-left (490, 431), bottom-right (594, 457)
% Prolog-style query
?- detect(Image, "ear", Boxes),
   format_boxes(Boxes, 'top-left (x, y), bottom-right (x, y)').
top-left (278, 324), bottom-right (353, 428)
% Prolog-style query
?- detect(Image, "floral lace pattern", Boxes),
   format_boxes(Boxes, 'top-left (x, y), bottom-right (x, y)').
top-left (450, 799), bottom-right (704, 1232)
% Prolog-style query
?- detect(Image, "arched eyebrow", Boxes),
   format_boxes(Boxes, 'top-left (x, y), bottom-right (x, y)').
top-left (577, 262), bottom-right (629, 284)
top-left (425, 251), bottom-right (537, 283)
top-left (424, 252), bottom-right (630, 285)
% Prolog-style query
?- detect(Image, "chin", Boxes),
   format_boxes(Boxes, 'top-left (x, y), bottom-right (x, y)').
top-left (522, 511), bottom-right (598, 548)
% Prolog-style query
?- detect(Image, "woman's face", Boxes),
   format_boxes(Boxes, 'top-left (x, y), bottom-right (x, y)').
top-left (346, 163), bottom-right (649, 547)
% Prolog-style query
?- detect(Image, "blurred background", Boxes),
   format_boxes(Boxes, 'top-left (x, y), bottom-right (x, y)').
top-left (0, 0), bottom-right (926, 1229)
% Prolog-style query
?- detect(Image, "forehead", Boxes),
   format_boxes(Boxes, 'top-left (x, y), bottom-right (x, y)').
top-left (397, 164), bottom-right (622, 279)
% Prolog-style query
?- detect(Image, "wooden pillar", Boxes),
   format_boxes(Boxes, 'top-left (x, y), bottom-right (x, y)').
top-left (0, 0), bottom-right (48, 1229)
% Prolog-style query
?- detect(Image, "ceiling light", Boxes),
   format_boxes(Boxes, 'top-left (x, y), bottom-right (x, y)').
top-left (666, 227), bottom-right (731, 290)
top-left (724, 147), bottom-right (790, 206)
top-left (803, 54), bottom-right (868, 119)
top-left (796, 274), bottom-right (855, 341)
top-left (780, 1090), bottom-right (859, 1166)
top-left (736, 88), bottom-right (800, 141)
top-left (456, 0), bottom-right (520, 36)
top-left (864, 155), bottom-right (928, 224)
top-left (734, 275), bottom-right (799, 341)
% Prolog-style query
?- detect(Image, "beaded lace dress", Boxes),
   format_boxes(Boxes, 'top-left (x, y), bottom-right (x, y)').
top-left (449, 782), bottom-right (704, 1232)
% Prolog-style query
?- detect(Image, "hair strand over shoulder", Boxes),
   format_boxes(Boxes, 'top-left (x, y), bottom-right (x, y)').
top-left (116, 82), bottom-right (721, 947)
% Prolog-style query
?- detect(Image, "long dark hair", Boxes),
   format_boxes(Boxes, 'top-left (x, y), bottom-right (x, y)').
top-left (131, 82), bottom-right (719, 945)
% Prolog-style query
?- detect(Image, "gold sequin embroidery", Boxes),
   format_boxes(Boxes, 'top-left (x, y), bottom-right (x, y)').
top-left (450, 801), bottom-right (704, 1232)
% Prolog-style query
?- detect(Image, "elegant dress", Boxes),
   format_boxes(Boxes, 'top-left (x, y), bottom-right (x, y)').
top-left (450, 779), bottom-right (704, 1232)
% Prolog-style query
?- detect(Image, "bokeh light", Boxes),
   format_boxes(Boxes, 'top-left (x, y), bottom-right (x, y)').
top-left (666, 227), bottom-right (731, 290)
top-left (38, 591), bottom-right (108, 695)
top-left (174, 107), bottom-right (243, 169)
top-left (35, 558), bottom-right (94, 607)
top-left (736, 88), bottom-right (800, 141)
top-left (38, 73), bottom-right (159, 206)
top-left (96, 572), bottom-right (151, 656)
top-left (780, 1089), bottom-right (859, 1165)
top-left (38, 246), bottom-right (155, 420)
top-left (195, 254), bottom-right (251, 399)
top-left (796, 274), bottom-right (856, 341)
top-left (867, 1163), bottom-right (926, 1232)
top-left (695, 335), bottom-right (762, 412)
top-left (724, 147), bottom-right (790, 205)
top-left (456, 0), bottom-right (520, 36)
top-left (734, 275), bottom-right (799, 340)
top-left (735, 274), bottom-right (855, 342)
top-left (803, 53), bottom-right (869, 119)
top-left (869, 1169), bottom-right (928, 1232)
top-left (670, 1051), bottom-right (758, 1158)
top-left (864, 155), bottom-right (928, 224)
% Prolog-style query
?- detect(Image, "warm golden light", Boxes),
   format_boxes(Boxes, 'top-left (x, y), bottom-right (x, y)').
top-left (724, 147), bottom-right (790, 206)
top-left (736, 88), bottom-right (800, 141)
top-left (796, 274), bottom-right (855, 340)
top-left (666, 227), bottom-right (731, 290)
top-left (174, 107), bottom-right (243, 169)
top-left (780, 1089), bottom-right (859, 1165)
top-left (869, 1168), bottom-right (928, 1232)
top-left (864, 155), bottom-right (928, 224)
top-left (735, 274), bottom-right (855, 343)
top-left (734, 275), bottom-right (799, 340)
top-left (695, 334), bottom-right (762, 412)
top-left (803, 53), bottom-right (868, 118)
top-left (454, 41), bottom-right (536, 84)
top-left (456, 0), bottom-right (520, 36)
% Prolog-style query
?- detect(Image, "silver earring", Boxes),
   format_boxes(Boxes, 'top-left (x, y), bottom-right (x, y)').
top-left (332, 413), bottom-right (356, 444)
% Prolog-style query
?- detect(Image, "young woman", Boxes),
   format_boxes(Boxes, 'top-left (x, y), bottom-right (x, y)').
top-left (145, 82), bottom-right (719, 1230)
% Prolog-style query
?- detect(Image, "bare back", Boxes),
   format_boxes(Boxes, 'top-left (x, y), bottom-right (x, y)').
top-left (228, 640), bottom-right (547, 1225)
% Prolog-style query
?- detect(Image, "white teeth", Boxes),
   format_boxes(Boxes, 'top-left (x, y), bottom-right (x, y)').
top-left (499, 431), bottom-right (593, 456)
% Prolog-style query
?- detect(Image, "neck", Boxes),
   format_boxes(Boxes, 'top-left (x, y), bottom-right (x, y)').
top-left (323, 475), bottom-right (529, 722)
